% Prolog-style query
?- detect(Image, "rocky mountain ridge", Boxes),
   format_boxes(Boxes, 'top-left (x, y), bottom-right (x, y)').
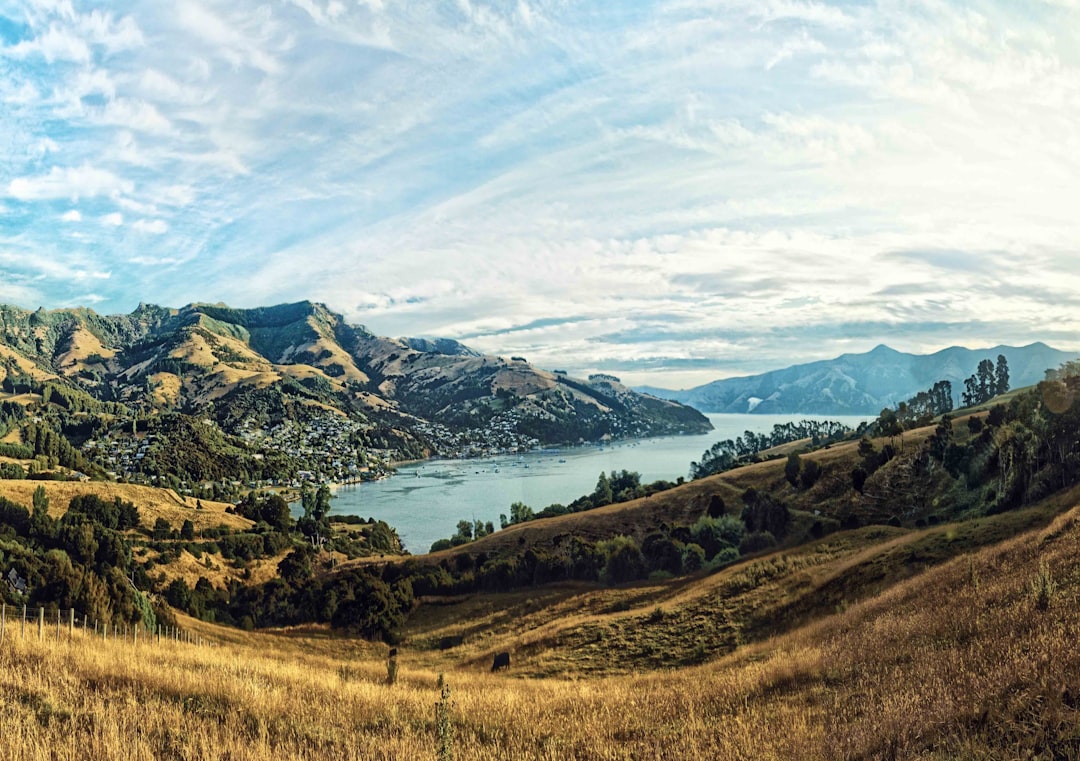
top-left (0, 301), bottom-right (710, 487)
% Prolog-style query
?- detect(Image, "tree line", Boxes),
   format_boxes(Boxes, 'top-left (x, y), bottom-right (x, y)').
top-left (691, 420), bottom-right (853, 480)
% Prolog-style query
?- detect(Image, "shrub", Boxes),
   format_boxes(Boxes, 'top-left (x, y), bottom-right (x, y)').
top-left (1030, 560), bottom-right (1057, 612)
top-left (739, 531), bottom-right (777, 555)
top-left (681, 543), bottom-right (706, 572)
top-left (598, 535), bottom-right (646, 584)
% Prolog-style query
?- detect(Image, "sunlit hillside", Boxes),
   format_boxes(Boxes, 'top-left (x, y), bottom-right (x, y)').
top-left (3, 482), bottom-right (1079, 760)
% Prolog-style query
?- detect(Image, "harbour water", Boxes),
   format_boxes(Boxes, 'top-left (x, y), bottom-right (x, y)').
top-left (330, 413), bottom-right (871, 553)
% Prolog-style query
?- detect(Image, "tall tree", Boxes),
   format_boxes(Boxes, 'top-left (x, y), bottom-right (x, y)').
top-left (995, 354), bottom-right (1010, 396)
top-left (976, 359), bottom-right (995, 403)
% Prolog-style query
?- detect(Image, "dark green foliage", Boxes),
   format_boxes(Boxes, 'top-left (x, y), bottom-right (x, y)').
top-left (0, 441), bottom-right (33, 460)
top-left (152, 517), bottom-right (172, 541)
top-left (785, 453), bottom-right (801, 487)
top-left (690, 515), bottom-right (744, 560)
top-left (642, 532), bottom-right (684, 575)
top-left (235, 492), bottom-right (292, 531)
top-left (277, 546), bottom-right (314, 585)
top-left (0, 496), bottom-right (31, 535)
top-left (962, 356), bottom-right (1008, 407)
top-left (800, 459), bottom-right (822, 489)
top-left (599, 535), bottom-right (646, 584)
top-left (297, 485), bottom-right (332, 542)
top-left (692, 419), bottom-right (852, 480)
top-left (740, 489), bottom-right (789, 538)
top-left (0, 462), bottom-right (25, 479)
top-left (67, 493), bottom-right (140, 531)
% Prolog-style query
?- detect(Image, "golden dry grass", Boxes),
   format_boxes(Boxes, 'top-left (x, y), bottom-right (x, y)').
top-left (3, 493), bottom-right (1080, 759)
top-left (149, 372), bottom-right (183, 407)
top-left (143, 547), bottom-right (292, 589)
top-left (53, 325), bottom-right (115, 376)
top-left (0, 479), bottom-right (250, 531)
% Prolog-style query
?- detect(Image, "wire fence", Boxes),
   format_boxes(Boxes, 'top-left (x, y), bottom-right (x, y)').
top-left (0, 602), bottom-right (209, 647)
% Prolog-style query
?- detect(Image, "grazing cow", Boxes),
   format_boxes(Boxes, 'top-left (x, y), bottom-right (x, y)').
top-left (491, 652), bottom-right (510, 672)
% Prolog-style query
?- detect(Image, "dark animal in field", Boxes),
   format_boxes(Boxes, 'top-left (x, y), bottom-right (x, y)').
top-left (491, 652), bottom-right (510, 672)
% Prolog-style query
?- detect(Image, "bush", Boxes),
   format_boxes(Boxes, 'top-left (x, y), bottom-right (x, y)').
top-left (598, 535), bottom-right (646, 584)
top-left (681, 543), bottom-right (706, 572)
top-left (705, 545), bottom-right (740, 571)
top-left (739, 531), bottom-right (777, 555)
top-left (690, 515), bottom-right (744, 559)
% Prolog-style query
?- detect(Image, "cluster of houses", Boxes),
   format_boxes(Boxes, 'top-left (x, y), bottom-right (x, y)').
top-left (81, 433), bottom-right (154, 479)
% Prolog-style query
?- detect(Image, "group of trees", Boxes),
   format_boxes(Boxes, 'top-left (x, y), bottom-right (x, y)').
top-left (0, 487), bottom-right (156, 630)
top-left (691, 420), bottom-right (852, 480)
top-left (961, 355), bottom-right (1010, 407)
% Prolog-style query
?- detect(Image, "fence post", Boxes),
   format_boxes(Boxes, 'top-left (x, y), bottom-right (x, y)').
top-left (69, 609), bottom-right (75, 639)
top-left (134, 623), bottom-right (138, 647)
top-left (1, 602), bottom-right (5, 642)
top-left (22, 604), bottom-right (26, 638)
top-left (38, 607), bottom-right (44, 642)
top-left (55, 609), bottom-right (60, 643)
top-left (103, 621), bottom-right (108, 641)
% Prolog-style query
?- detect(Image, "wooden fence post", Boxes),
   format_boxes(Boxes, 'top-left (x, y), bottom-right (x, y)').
top-left (55, 609), bottom-right (60, 642)
top-left (133, 623), bottom-right (138, 647)
top-left (38, 607), bottom-right (44, 642)
top-left (103, 621), bottom-right (108, 641)
top-left (69, 609), bottom-right (75, 639)
top-left (1, 602), bottom-right (5, 643)
top-left (21, 604), bottom-right (26, 638)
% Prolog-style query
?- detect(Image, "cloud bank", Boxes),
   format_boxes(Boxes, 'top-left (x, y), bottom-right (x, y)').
top-left (2, 0), bottom-right (1079, 386)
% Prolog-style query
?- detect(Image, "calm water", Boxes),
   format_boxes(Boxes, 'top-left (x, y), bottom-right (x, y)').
top-left (330, 413), bottom-right (871, 553)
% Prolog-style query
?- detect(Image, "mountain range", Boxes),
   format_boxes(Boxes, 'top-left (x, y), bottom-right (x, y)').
top-left (0, 301), bottom-right (709, 484)
top-left (637, 342), bottom-right (1078, 415)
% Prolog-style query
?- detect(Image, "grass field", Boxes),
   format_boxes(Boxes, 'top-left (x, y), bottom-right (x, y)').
top-left (3, 480), bottom-right (1079, 759)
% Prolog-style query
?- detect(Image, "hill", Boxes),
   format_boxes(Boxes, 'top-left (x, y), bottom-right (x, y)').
top-left (2, 480), bottom-right (1079, 759)
top-left (639, 341), bottom-right (1077, 414)
top-left (0, 300), bottom-right (708, 491)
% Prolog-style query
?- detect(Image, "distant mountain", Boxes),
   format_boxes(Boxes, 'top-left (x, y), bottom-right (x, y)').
top-left (637, 343), bottom-right (1078, 415)
top-left (0, 301), bottom-right (710, 482)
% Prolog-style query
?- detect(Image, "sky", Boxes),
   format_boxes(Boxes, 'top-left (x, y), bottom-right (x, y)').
top-left (2, 0), bottom-right (1080, 389)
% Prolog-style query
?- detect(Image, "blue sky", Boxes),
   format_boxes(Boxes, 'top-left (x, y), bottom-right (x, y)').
top-left (2, 0), bottom-right (1079, 388)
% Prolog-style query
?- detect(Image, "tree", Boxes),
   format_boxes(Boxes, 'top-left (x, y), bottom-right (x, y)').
top-left (31, 485), bottom-right (55, 540)
top-left (298, 485), bottom-right (332, 543)
top-left (995, 354), bottom-right (1010, 396)
top-left (593, 472), bottom-right (613, 506)
top-left (153, 517), bottom-right (172, 541)
top-left (784, 453), bottom-right (801, 487)
top-left (180, 519), bottom-right (195, 541)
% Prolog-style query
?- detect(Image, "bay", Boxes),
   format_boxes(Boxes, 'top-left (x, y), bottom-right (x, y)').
top-left (330, 413), bottom-right (872, 554)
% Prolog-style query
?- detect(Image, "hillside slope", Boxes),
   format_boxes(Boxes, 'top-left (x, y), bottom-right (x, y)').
top-left (3, 484), bottom-right (1079, 760)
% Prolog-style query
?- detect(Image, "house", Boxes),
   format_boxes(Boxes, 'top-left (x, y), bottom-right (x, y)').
top-left (6, 568), bottom-right (28, 595)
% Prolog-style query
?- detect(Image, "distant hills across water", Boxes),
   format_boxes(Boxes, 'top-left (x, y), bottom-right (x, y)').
top-left (636, 342), bottom-right (1079, 415)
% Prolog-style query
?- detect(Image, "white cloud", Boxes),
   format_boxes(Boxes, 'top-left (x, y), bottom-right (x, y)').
top-left (2, 0), bottom-right (1080, 382)
top-left (4, 24), bottom-right (91, 62)
top-left (6, 165), bottom-right (134, 201)
top-left (132, 218), bottom-right (168, 234)
top-left (60, 209), bottom-right (82, 222)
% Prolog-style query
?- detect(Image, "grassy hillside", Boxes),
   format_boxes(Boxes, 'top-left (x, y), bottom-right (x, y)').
top-left (0, 479), bottom-right (248, 531)
top-left (3, 485), bottom-right (1080, 759)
